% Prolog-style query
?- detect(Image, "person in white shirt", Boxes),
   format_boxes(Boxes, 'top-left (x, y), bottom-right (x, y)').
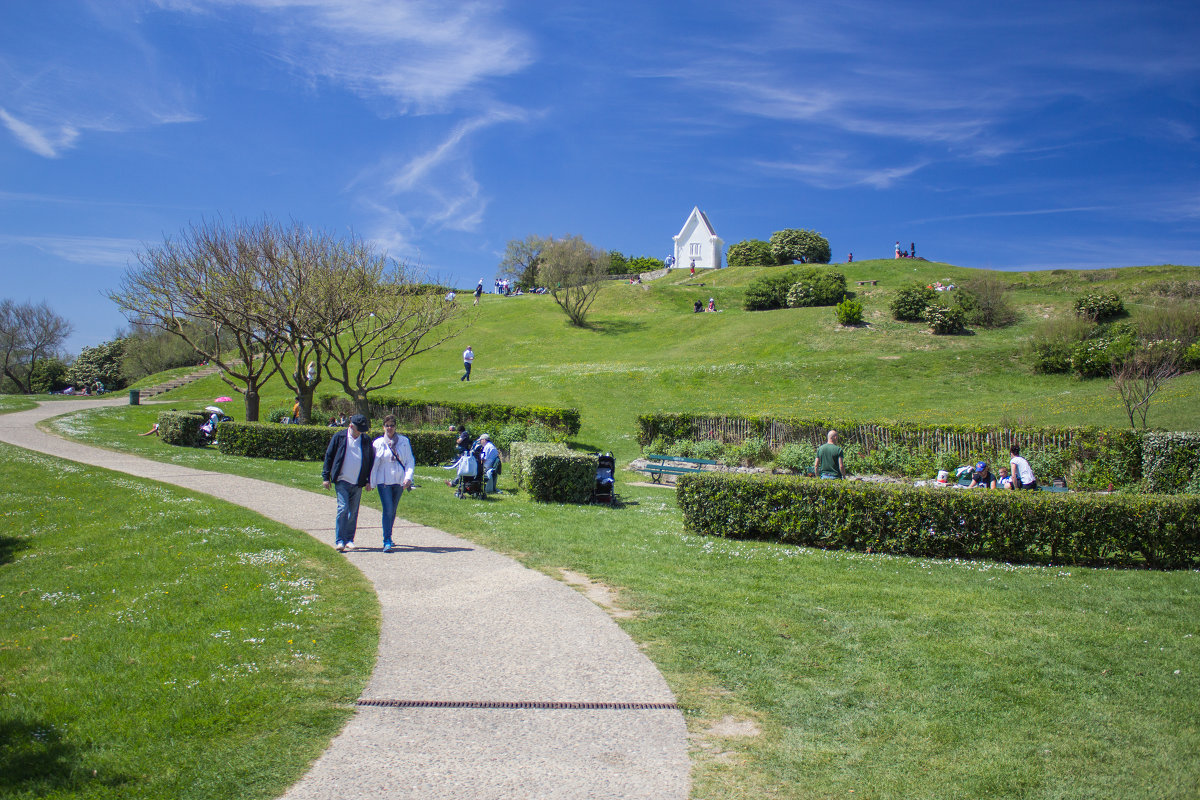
top-left (369, 414), bottom-right (415, 553)
top-left (1008, 444), bottom-right (1038, 490)
top-left (461, 346), bottom-right (474, 382)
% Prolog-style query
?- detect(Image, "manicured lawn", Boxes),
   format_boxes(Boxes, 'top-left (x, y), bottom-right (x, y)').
top-left (0, 442), bottom-right (378, 800)
top-left (38, 408), bottom-right (1200, 799)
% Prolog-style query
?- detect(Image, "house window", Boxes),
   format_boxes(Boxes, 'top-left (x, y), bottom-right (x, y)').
top-left (689, 243), bottom-right (701, 256)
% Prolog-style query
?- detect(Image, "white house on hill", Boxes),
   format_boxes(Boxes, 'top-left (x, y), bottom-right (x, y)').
top-left (672, 206), bottom-right (724, 270)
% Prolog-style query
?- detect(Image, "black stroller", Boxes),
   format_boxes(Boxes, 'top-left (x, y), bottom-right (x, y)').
top-left (592, 452), bottom-right (616, 504)
top-left (452, 445), bottom-right (487, 499)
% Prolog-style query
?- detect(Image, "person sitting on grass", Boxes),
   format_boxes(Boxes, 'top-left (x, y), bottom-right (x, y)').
top-left (967, 461), bottom-right (997, 489)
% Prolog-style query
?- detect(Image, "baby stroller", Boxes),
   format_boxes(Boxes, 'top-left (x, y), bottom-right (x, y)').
top-left (450, 445), bottom-right (486, 499)
top-left (198, 408), bottom-right (231, 446)
top-left (592, 452), bottom-right (616, 504)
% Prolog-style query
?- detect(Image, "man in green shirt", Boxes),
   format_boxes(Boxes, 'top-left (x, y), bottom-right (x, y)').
top-left (814, 429), bottom-right (846, 479)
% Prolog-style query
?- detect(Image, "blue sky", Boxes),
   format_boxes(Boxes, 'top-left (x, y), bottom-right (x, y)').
top-left (2, 0), bottom-right (1199, 354)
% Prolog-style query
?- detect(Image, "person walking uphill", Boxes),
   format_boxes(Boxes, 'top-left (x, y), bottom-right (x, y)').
top-left (322, 414), bottom-right (376, 552)
top-left (370, 415), bottom-right (414, 553)
top-left (473, 280), bottom-right (483, 306)
top-left (461, 346), bottom-right (474, 381)
top-left (814, 430), bottom-right (846, 479)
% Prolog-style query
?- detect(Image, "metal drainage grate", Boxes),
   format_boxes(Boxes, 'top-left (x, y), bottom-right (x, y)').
top-left (357, 699), bottom-right (678, 711)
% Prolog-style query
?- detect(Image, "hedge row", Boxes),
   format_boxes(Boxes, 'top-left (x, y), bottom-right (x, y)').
top-left (509, 442), bottom-right (595, 503)
top-left (319, 394), bottom-right (581, 436)
top-left (213, 421), bottom-right (457, 465)
top-left (635, 412), bottom-right (1200, 492)
top-left (157, 411), bottom-right (208, 446)
top-left (676, 472), bottom-right (1200, 569)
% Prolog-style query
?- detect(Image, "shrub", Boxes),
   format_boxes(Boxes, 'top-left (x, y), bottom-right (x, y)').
top-left (491, 421), bottom-right (562, 454)
top-left (955, 275), bottom-right (1017, 328)
top-left (157, 411), bottom-right (208, 446)
top-left (890, 283), bottom-right (937, 322)
top-left (215, 421), bottom-right (457, 464)
top-left (1142, 432), bottom-right (1200, 494)
top-left (677, 472), bottom-right (1200, 569)
top-left (1185, 342), bottom-right (1200, 370)
top-left (515, 446), bottom-right (595, 503)
top-left (1024, 316), bottom-right (1096, 374)
top-left (726, 239), bottom-right (779, 267)
top-left (1074, 292), bottom-right (1124, 321)
top-left (743, 269), bottom-right (801, 311)
top-left (834, 297), bottom-right (864, 326)
top-left (925, 303), bottom-right (966, 334)
top-left (769, 229), bottom-right (831, 264)
top-left (508, 442), bottom-right (571, 491)
top-left (774, 442), bottom-right (816, 473)
top-left (341, 395), bottom-right (581, 436)
top-left (627, 256), bottom-right (665, 272)
top-left (1069, 331), bottom-right (1135, 378)
top-left (738, 437), bottom-right (772, 466)
top-left (785, 268), bottom-right (847, 308)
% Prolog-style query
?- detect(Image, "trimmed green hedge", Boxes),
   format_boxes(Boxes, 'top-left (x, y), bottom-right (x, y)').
top-left (317, 394), bottom-right (581, 436)
top-left (157, 411), bottom-right (208, 446)
top-left (214, 421), bottom-right (457, 465)
top-left (676, 472), bottom-right (1200, 569)
top-left (1143, 432), bottom-right (1200, 494)
top-left (509, 441), bottom-right (594, 503)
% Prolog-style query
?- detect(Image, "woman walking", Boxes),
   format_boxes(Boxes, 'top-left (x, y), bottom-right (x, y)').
top-left (369, 414), bottom-right (415, 553)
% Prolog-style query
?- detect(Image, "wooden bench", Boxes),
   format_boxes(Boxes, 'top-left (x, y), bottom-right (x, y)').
top-left (856, 280), bottom-right (878, 286)
top-left (642, 454), bottom-right (720, 483)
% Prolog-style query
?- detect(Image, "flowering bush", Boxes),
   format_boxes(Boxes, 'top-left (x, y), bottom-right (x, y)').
top-left (1069, 333), bottom-right (1135, 378)
top-left (1074, 292), bottom-right (1124, 321)
top-left (925, 303), bottom-right (966, 334)
top-left (785, 268), bottom-right (847, 308)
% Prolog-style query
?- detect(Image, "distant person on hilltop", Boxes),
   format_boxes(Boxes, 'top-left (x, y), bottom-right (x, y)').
top-left (814, 430), bottom-right (846, 479)
top-left (474, 280), bottom-right (483, 306)
top-left (847, 252), bottom-right (853, 262)
top-left (895, 241), bottom-right (901, 259)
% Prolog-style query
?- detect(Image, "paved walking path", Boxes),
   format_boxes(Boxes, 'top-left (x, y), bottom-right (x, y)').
top-left (0, 399), bottom-right (690, 799)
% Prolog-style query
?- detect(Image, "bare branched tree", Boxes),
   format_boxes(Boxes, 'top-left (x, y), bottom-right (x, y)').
top-left (1112, 343), bottom-right (1183, 429)
top-left (0, 299), bottom-right (73, 394)
top-left (538, 235), bottom-right (609, 327)
top-left (109, 219), bottom-right (281, 420)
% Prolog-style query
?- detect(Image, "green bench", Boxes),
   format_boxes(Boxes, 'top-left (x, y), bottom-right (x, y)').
top-left (642, 454), bottom-right (720, 483)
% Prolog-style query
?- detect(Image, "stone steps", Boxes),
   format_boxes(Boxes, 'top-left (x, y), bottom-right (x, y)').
top-left (138, 364), bottom-right (222, 398)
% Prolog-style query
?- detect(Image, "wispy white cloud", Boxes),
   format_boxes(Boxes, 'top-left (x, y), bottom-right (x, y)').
top-left (0, 233), bottom-right (141, 267)
top-left (905, 206), bottom-right (1116, 226)
top-left (163, 0), bottom-right (534, 111)
top-left (755, 155), bottom-right (929, 190)
top-left (0, 108), bottom-right (79, 158)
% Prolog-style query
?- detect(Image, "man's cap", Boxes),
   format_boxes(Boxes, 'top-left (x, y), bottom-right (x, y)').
top-left (976, 461), bottom-right (987, 472)
top-left (350, 414), bottom-right (370, 432)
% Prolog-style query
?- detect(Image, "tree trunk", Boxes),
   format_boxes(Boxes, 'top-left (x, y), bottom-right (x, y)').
top-left (354, 392), bottom-right (370, 419)
top-left (298, 389), bottom-right (316, 425)
top-left (244, 389), bottom-right (260, 422)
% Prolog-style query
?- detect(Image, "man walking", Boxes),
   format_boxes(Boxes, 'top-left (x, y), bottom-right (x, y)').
top-left (461, 346), bottom-right (474, 381)
top-left (473, 280), bottom-right (483, 306)
top-left (322, 413), bottom-right (376, 552)
top-left (814, 430), bottom-right (846, 479)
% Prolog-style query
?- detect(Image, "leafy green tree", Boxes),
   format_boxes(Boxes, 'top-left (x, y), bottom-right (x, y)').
top-left (607, 250), bottom-right (629, 275)
top-left (68, 339), bottom-right (126, 390)
top-left (785, 268), bottom-right (847, 307)
top-left (627, 256), bottom-right (665, 272)
top-left (769, 229), bottom-right (831, 264)
top-left (31, 357), bottom-right (70, 393)
top-left (727, 239), bottom-right (778, 267)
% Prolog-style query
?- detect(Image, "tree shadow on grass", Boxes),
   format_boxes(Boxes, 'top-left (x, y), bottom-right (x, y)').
top-left (584, 319), bottom-right (646, 336)
top-left (0, 717), bottom-right (131, 795)
top-left (0, 534), bottom-right (28, 566)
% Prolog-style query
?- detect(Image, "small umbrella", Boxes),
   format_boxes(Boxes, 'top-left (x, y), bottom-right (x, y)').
top-left (205, 406), bottom-right (224, 414)
top-left (214, 396), bottom-right (233, 403)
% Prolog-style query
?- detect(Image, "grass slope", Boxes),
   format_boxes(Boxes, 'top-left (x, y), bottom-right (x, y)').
top-left (0, 443), bottom-right (378, 800)
top-left (155, 260), bottom-right (1200, 465)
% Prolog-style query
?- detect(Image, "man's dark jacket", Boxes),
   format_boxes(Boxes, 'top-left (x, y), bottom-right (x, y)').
top-left (322, 429), bottom-right (376, 486)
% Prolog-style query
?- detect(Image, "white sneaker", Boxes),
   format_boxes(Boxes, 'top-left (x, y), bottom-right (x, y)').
top-left (343, 541), bottom-right (355, 551)
top-left (336, 541), bottom-right (346, 552)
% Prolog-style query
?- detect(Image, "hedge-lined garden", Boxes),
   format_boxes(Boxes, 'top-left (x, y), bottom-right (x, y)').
top-left (319, 394), bottom-right (581, 436)
top-left (677, 472), bottom-right (1200, 569)
top-left (214, 420), bottom-right (458, 465)
top-left (637, 412), bottom-right (1200, 493)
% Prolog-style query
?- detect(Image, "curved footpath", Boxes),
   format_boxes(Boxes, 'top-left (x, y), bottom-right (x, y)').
top-left (0, 399), bottom-right (690, 799)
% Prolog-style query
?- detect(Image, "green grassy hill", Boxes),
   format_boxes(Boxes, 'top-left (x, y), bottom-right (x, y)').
top-left (164, 260), bottom-right (1200, 462)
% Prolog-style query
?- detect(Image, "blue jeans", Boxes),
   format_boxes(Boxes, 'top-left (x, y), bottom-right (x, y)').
top-left (377, 484), bottom-right (404, 545)
top-left (334, 481), bottom-right (363, 544)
